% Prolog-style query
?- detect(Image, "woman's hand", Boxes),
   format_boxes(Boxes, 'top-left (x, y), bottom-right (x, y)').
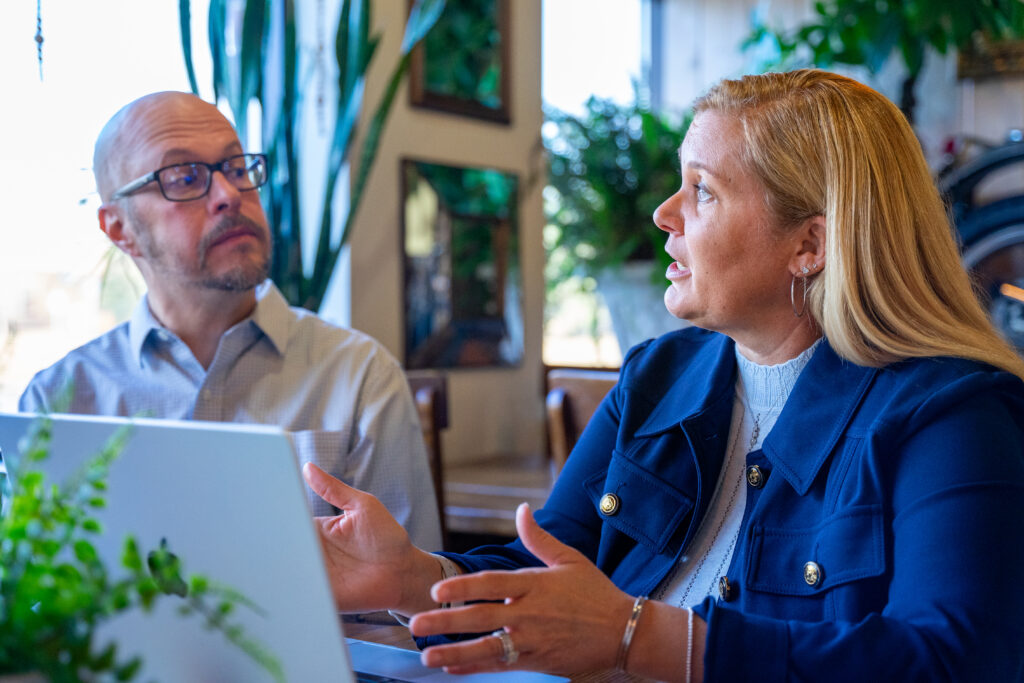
top-left (408, 503), bottom-right (635, 675)
top-left (302, 462), bottom-right (443, 615)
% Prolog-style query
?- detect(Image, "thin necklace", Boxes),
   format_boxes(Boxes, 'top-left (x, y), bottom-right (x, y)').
top-left (666, 402), bottom-right (748, 607)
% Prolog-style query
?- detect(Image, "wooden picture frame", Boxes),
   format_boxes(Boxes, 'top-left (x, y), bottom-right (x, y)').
top-left (400, 158), bottom-right (523, 369)
top-left (409, 0), bottom-right (511, 123)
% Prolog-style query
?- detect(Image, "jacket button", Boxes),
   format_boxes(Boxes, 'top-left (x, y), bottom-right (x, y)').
top-left (718, 576), bottom-right (734, 601)
top-left (803, 561), bottom-right (822, 587)
top-left (745, 465), bottom-right (766, 488)
top-left (599, 493), bottom-right (621, 516)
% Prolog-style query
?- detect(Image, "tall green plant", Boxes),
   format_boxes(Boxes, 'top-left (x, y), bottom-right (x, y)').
top-left (746, 0), bottom-right (1024, 124)
top-left (180, 0), bottom-right (445, 311)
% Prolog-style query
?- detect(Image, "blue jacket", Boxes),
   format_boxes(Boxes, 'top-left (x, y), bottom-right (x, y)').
top-left (436, 329), bottom-right (1024, 681)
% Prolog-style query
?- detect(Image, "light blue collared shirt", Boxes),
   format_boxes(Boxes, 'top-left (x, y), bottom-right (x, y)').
top-left (20, 280), bottom-right (442, 549)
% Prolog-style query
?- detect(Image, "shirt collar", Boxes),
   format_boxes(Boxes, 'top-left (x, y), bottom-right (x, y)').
top-left (126, 279), bottom-right (292, 366)
top-left (248, 280), bottom-right (291, 356)
top-left (127, 294), bottom-right (165, 367)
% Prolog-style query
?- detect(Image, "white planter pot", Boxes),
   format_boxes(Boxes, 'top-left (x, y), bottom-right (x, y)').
top-left (597, 261), bottom-right (690, 355)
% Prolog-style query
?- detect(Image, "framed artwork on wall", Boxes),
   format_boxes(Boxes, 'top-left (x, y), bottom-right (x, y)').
top-left (409, 0), bottom-right (510, 123)
top-left (401, 159), bottom-right (522, 369)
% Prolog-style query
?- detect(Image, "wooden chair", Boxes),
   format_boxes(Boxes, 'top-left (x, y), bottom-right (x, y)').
top-left (545, 368), bottom-right (619, 472)
top-left (406, 370), bottom-right (449, 549)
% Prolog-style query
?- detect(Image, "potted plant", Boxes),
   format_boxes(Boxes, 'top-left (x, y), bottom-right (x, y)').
top-left (0, 418), bottom-right (281, 682)
top-left (544, 92), bottom-right (692, 354)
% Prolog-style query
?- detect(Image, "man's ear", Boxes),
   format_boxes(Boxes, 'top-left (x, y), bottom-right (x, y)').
top-left (98, 203), bottom-right (141, 257)
top-left (790, 215), bottom-right (827, 276)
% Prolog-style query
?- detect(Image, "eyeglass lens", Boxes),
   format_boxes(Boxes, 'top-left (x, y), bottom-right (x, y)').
top-left (158, 154), bottom-right (267, 200)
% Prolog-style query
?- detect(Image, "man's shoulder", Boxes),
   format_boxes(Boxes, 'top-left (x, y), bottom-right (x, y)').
top-left (282, 308), bottom-right (403, 375)
top-left (20, 323), bottom-right (133, 410)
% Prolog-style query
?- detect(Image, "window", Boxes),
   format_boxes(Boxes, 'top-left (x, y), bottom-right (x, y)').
top-left (542, 0), bottom-right (645, 368)
top-left (0, 1), bottom-right (210, 409)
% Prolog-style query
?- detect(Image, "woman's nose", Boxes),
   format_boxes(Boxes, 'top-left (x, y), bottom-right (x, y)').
top-left (653, 191), bottom-right (683, 235)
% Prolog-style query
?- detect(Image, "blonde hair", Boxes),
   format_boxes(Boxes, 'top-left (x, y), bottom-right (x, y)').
top-left (694, 69), bottom-right (1024, 380)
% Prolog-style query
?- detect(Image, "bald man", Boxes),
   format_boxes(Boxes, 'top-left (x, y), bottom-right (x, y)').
top-left (20, 92), bottom-right (442, 549)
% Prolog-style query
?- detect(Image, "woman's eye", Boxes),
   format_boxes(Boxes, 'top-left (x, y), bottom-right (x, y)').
top-left (695, 184), bottom-right (712, 203)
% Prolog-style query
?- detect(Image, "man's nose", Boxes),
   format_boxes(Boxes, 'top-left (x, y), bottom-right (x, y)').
top-left (206, 170), bottom-right (243, 213)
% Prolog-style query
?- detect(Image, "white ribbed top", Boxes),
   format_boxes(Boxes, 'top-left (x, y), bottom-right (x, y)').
top-left (653, 338), bottom-right (821, 608)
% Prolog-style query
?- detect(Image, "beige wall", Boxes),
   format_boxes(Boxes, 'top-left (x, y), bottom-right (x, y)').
top-left (330, 1), bottom-right (546, 465)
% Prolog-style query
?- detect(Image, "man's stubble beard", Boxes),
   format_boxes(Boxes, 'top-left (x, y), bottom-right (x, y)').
top-left (196, 215), bottom-right (272, 291)
top-left (129, 204), bottom-right (271, 293)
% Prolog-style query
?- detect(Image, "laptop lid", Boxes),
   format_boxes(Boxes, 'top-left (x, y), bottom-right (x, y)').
top-left (0, 412), bottom-right (352, 682)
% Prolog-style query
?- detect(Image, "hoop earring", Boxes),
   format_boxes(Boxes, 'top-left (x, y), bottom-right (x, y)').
top-left (791, 276), bottom-right (808, 318)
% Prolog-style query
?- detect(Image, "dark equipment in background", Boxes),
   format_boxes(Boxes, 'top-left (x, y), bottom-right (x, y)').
top-left (940, 131), bottom-right (1024, 355)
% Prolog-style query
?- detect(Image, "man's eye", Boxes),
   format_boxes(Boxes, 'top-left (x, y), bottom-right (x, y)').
top-left (695, 184), bottom-right (712, 203)
top-left (164, 166), bottom-right (200, 187)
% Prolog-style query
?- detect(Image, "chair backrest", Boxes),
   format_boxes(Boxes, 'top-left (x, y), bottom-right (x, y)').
top-left (406, 370), bottom-right (450, 548)
top-left (545, 368), bottom-right (619, 472)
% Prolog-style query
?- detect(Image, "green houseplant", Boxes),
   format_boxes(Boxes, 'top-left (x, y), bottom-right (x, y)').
top-left (179, 0), bottom-right (445, 312)
top-left (0, 418), bottom-right (281, 682)
top-left (746, 0), bottom-right (1024, 124)
top-left (544, 93), bottom-right (691, 353)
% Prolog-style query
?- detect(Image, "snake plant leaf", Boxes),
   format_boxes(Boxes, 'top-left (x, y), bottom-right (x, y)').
top-left (236, 0), bottom-right (267, 143)
top-left (187, 0), bottom-right (444, 312)
top-left (207, 0), bottom-right (229, 105)
top-left (307, 0), bottom-right (446, 307)
top-left (179, 0), bottom-right (200, 95)
top-left (402, 0), bottom-right (446, 55)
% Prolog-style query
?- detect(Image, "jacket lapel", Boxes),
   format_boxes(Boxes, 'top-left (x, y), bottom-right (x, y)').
top-left (762, 342), bottom-right (878, 495)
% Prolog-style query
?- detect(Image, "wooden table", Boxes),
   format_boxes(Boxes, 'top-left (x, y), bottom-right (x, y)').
top-left (342, 613), bottom-right (649, 683)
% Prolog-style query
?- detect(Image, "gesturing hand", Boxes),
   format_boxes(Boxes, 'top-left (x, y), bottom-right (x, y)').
top-left (302, 463), bottom-right (441, 615)
top-left (409, 503), bottom-right (635, 675)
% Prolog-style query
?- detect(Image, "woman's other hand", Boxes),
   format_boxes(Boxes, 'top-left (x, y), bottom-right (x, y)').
top-left (409, 503), bottom-right (635, 675)
top-left (302, 462), bottom-right (444, 615)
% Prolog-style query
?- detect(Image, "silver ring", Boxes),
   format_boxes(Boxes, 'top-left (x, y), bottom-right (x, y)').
top-left (491, 629), bottom-right (519, 665)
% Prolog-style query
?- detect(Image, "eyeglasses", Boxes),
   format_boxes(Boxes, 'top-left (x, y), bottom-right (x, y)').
top-left (110, 153), bottom-right (269, 202)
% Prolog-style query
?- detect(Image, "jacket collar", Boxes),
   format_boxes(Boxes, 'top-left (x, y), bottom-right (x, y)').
top-left (762, 342), bottom-right (877, 495)
top-left (635, 332), bottom-right (737, 437)
top-left (634, 332), bottom-right (878, 496)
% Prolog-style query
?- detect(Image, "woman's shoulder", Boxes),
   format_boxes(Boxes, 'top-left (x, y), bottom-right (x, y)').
top-left (866, 353), bottom-right (1024, 427)
top-left (619, 327), bottom-right (728, 377)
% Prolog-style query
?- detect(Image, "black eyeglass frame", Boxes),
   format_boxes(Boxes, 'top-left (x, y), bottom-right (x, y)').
top-left (109, 153), bottom-right (269, 202)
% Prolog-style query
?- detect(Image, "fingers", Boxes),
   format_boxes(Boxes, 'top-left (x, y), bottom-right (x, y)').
top-left (410, 602), bottom-right (509, 638)
top-left (428, 568), bottom-right (536, 606)
top-left (515, 503), bottom-right (586, 568)
top-left (302, 462), bottom-right (360, 511)
top-left (420, 632), bottom-right (517, 672)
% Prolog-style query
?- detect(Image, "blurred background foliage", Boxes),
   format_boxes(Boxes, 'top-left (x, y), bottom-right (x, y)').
top-left (746, 0), bottom-right (1024, 124)
top-left (543, 92), bottom-right (691, 287)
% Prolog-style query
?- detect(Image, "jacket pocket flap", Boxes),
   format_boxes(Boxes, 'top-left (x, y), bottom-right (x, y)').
top-left (583, 453), bottom-right (694, 553)
top-left (745, 504), bottom-right (885, 596)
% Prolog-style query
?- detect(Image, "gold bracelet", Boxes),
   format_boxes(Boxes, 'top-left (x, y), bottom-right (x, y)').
top-left (615, 595), bottom-right (648, 671)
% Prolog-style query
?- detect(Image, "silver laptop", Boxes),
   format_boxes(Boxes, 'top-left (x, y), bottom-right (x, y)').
top-left (0, 413), bottom-right (567, 683)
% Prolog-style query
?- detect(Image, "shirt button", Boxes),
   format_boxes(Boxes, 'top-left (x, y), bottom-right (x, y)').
top-left (202, 389), bottom-right (212, 400)
top-left (599, 493), bottom-right (620, 516)
top-left (803, 561), bottom-right (822, 587)
top-left (718, 576), bottom-right (734, 601)
top-left (745, 465), bottom-right (766, 488)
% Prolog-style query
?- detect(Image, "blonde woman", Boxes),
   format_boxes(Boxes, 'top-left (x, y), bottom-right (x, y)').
top-left (304, 70), bottom-right (1024, 681)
